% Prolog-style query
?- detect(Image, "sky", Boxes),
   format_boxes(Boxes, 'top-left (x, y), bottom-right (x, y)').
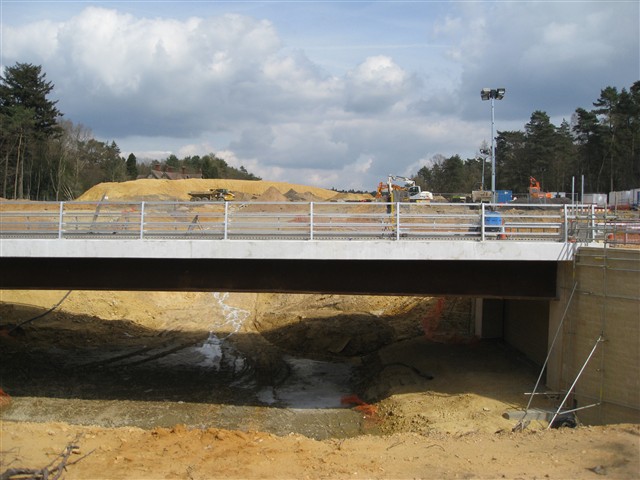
top-left (1, 0), bottom-right (638, 190)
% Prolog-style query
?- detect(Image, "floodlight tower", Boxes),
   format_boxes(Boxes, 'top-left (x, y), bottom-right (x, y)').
top-left (480, 87), bottom-right (505, 202)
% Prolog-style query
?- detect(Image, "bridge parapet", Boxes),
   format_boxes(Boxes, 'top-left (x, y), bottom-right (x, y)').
top-left (0, 200), bottom-right (613, 244)
top-left (2, 201), bottom-right (636, 295)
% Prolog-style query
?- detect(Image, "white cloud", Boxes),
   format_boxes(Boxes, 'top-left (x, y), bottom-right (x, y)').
top-left (2, 2), bottom-right (637, 190)
top-left (3, 20), bottom-right (60, 60)
top-left (432, 1), bottom-right (638, 120)
top-left (345, 56), bottom-right (417, 113)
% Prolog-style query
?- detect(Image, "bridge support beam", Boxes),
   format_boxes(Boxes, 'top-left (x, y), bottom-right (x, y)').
top-left (1, 257), bottom-right (559, 299)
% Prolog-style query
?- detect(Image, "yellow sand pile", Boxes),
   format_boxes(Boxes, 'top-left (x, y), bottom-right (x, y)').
top-left (328, 192), bottom-right (375, 202)
top-left (77, 179), bottom-right (340, 202)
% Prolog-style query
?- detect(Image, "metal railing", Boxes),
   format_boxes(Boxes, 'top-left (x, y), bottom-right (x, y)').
top-left (0, 200), bottom-right (636, 243)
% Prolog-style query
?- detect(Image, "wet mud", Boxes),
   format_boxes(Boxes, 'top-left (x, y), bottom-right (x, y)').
top-left (0, 294), bottom-right (380, 439)
top-left (0, 292), bottom-right (538, 439)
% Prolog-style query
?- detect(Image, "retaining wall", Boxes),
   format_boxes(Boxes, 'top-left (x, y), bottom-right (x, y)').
top-left (550, 247), bottom-right (640, 424)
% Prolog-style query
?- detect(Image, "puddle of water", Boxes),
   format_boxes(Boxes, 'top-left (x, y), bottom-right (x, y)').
top-left (0, 293), bottom-right (370, 440)
top-left (264, 356), bottom-right (355, 409)
top-left (187, 292), bottom-right (251, 375)
top-left (2, 397), bottom-right (365, 439)
top-left (196, 333), bottom-right (224, 369)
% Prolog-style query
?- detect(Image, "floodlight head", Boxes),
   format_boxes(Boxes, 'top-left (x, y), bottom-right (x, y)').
top-left (496, 87), bottom-right (506, 100)
top-left (480, 88), bottom-right (491, 100)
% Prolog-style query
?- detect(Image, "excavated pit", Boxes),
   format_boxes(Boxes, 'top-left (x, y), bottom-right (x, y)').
top-left (0, 291), bottom-right (543, 439)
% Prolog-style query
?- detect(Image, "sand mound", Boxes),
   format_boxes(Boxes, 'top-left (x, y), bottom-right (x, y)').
top-left (284, 189), bottom-right (306, 202)
top-left (328, 192), bottom-right (375, 202)
top-left (256, 186), bottom-right (289, 202)
top-left (77, 179), bottom-right (338, 202)
top-left (300, 191), bottom-right (326, 202)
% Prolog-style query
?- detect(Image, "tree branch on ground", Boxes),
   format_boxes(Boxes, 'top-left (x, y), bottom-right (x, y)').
top-left (0, 435), bottom-right (94, 480)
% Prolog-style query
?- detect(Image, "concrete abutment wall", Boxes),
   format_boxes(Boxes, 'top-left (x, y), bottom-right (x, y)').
top-left (476, 247), bottom-right (639, 425)
top-left (550, 247), bottom-right (640, 425)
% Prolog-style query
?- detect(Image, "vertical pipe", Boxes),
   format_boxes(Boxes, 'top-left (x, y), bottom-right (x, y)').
top-left (491, 97), bottom-right (496, 203)
top-left (396, 203), bottom-right (400, 240)
top-left (309, 202), bottom-right (314, 240)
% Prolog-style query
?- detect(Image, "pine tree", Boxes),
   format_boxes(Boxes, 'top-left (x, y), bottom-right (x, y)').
top-left (126, 153), bottom-right (138, 179)
top-left (0, 63), bottom-right (62, 198)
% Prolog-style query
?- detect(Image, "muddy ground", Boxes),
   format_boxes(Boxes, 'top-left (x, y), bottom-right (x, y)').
top-left (1, 290), bottom-right (638, 479)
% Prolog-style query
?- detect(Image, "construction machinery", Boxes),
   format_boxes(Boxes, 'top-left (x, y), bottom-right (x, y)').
top-left (376, 175), bottom-right (433, 203)
top-left (471, 185), bottom-right (492, 203)
top-left (188, 188), bottom-right (235, 202)
top-left (528, 177), bottom-right (552, 200)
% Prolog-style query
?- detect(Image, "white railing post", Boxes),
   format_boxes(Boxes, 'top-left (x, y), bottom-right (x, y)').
top-left (480, 203), bottom-right (486, 241)
top-left (309, 202), bottom-right (314, 240)
top-left (590, 204), bottom-right (596, 242)
top-left (140, 202), bottom-right (145, 239)
top-left (396, 203), bottom-right (400, 240)
top-left (58, 202), bottom-right (64, 239)
top-left (224, 201), bottom-right (229, 240)
top-left (563, 204), bottom-right (568, 243)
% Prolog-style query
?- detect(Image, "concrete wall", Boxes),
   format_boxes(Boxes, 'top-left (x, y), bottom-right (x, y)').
top-left (549, 247), bottom-right (640, 425)
top-left (504, 300), bottom-right (549, 366)
top-left (477, 248), bottom-right (639, 425)
top-left (477, 298), bottom-right (548, 365)
top-left (478, 299), bottom-right (504, 339)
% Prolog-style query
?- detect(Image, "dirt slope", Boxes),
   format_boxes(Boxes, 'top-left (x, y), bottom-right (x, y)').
top-left (2, 421), bottom-right (638, 480)
top-left (76, 179), bottom-right (340, 202)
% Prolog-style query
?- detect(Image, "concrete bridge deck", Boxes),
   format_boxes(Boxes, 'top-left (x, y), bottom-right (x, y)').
top-left (0, 200), bottom-right (617, 298)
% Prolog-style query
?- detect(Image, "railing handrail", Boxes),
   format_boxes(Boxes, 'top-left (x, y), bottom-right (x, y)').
top-left (0, 200), bottom-right (637, 244)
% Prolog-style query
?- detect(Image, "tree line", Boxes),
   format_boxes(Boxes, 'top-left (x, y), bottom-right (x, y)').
top-left (415, 81), bottom-right (640, 196)
top-left (0, 62), bottom-right (260, 201)
top-left (1, 62), bottom-right (638, 200)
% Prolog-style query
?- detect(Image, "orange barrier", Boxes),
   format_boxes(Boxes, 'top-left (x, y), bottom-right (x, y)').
top-left (341, 394), bottom-right (378, 418)
top-left (421, 298), bottom-right (480, 344)
top-left (0, 388), bottom-right (12, 410)
top-left (421, 298), bottom-right (445, 339)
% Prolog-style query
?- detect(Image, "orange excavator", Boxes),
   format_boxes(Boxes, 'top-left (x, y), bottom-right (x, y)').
top-left (528, 177), bottom-right (552, 199)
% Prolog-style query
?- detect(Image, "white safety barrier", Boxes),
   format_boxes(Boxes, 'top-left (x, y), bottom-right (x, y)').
top-left (0, 200), bottom-right (635, 244)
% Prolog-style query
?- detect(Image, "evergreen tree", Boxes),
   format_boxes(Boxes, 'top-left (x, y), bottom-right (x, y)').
top-left (554, 120), bottom-right (577, 194)
top-left (495, 130), bottom-right (526, 192)
top-left (523, 111), bottom-right (557, 188)
top-left (0, 62), bottom-right (62, 198)
top-left (592, 87), bottom-right (619, 192)
top-left (0, 62), bottom-right (61, 136)
top-left (126, 153), bottom-right (138, 179)
top-left (572, 107), bottom-right (603, 191)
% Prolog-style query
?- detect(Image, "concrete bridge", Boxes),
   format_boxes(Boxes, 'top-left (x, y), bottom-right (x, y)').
top-left (1, 200), bottom-right (638, 424)
top-left (0, 200), bottom-right (604, 298)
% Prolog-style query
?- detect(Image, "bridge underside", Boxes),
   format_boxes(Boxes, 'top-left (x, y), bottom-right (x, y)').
top-left (0, 258), bottom-right (558, 299)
